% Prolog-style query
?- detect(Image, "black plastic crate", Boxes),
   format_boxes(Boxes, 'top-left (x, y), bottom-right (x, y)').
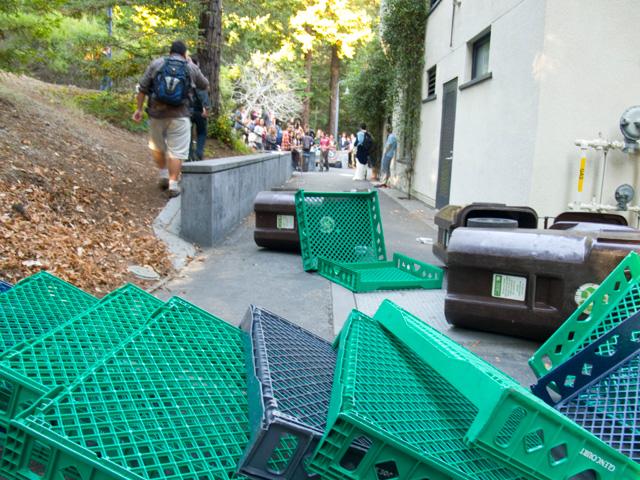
top-left (238, 306), bottom-right (364, 480)
top-left (531, 310), bottom-right (640, 461)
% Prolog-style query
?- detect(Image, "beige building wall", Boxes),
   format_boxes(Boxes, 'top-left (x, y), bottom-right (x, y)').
top-left (411, 0), bottom-right (640, 224)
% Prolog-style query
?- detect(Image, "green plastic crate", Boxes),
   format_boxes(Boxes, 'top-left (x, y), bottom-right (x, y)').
top-left (529, 251), bottom-right (640, 379)
top-left (295, 190), bottom-right (386, 271)
top-left (0, 284), bottom-right (162, 432)
top-left (373, 300), bottom-right (640, 480)
top-left (0, 271), bottom-right (97, 355)
top-left (309, 309), bottom-right (525, 480)
top-left (317, 253), bottom-right (443, 292)
top-left (0, 297), bottom-right (250, 480)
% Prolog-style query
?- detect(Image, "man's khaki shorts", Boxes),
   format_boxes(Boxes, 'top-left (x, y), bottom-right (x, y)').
top-left (148, 117), bottom-right (191, 160)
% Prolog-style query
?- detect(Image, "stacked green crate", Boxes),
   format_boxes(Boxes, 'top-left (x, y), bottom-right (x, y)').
top-left (317, 253), bottom-right (442, 292)
top-left (0, 297), bottom-right (250, 480)
top-left (0, 284), bottom-right (162, 431)
top-left (309, 309), bottom-right (525, 480)
top-left (530, 251), bottom-right (640, 378)
top-left (0, 272), bottom-right (97, 354)
top-left (374, 300), bottom-right (640, 480)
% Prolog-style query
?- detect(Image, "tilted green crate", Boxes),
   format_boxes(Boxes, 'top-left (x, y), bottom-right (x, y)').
top-left (0, 271), bottom-right (97, 355)
top-left (295, 190), bottom-right (386, 271)
top-left (0, 284), bottom-right (162, 432)
top-left (529, 251), bottom-right (640, 379)
top-left (309, 309), bottom-right (525, 480)
top-left (0, 297), bottom-right (250, 480)
top-left (374, 300), bottom-right (640, 480)
top-left (317, 253), bottom-right (442, 292)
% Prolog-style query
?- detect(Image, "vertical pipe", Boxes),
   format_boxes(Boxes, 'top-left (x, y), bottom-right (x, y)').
top-left (598, 149), bottom-right (609, 205)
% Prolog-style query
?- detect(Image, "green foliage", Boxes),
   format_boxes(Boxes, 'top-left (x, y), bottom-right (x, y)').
top-left (345, 35), bottom-right (393, 154)
top-left (74, 91), bottom-right (147, 133)
top-left (206, 112), bottom-right (235, 146)
top-left (380, 0), bottom-right (430, 192)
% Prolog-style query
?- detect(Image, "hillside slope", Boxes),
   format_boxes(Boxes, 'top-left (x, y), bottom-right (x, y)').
top-left (0, 75), bottom-right (182, 295)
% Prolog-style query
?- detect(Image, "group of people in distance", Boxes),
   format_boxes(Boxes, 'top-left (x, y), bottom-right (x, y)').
top-left (132, 40), bottom-right (398, 198)
top-left (233, 106), bottom-right (369, 174)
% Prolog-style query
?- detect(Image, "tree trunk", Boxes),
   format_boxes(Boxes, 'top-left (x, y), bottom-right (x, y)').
top-left (328, 45), bottom-right (340, 138)
top-left (301, 42), bottom-right (312, 128)
top-left (197, 0), bottom-right (222, 117)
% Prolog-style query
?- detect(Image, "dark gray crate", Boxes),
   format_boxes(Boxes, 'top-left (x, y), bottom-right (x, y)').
top-left (238, 306), bottom-right (366, 480)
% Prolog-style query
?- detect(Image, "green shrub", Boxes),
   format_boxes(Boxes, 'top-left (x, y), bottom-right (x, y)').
top-left (74, 91), bottom-right (147, 133)
top-left (207, 112), bottom-right (235, 145)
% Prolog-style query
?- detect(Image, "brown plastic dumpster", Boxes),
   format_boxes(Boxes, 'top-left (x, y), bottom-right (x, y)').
top-left (254, 191), bottom-right (301, 251)
top-left (445, 227), bottom-right (640, 340)
top-left (433, 203), bottom-right (538, 264)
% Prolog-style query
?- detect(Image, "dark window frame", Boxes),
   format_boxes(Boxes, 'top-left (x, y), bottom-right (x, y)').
top-left (427, 66), bottom-right (436, 98)
top-left (471, 32), bottom-right (491, 79)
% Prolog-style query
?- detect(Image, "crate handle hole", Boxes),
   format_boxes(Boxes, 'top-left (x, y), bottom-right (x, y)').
top-left (60, 465), bottom-right (82, 480)
top-left (595, 336), bottom-right (618, 357)
top-left (524, 429), bottom-right (544, 453)
top-left (545, 383), bottom-right (561, 403)
top-left (339, 435), bottom-right (372, 472)
top-left (568, 469), bottom-right (597, 480)
top-left (0, 382), bottom-right (13, 413)
top-left (495, 407), bottom-right (526, 447)
top-left (541, 354), bottom-right (553, 371)
top-left (28, 441), bottom-right (52, 478)
top-left (624, 267), bottom-right (632, 282)
top-left (549, 443), bottom-right (568, 465)
top-left (374, 460), bottom-right (399, 479)
top-left (266, 433), bottom-right (299, 474)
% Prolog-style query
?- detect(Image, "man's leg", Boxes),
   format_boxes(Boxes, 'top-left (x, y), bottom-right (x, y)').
top-left (148, 118), bottom-right (171, 189)
top-left (164, 117), bottom-right (191, 197)
top-left (194, 116), bottom-right (207, 160)
top-left (378, 154), bottom-right (391, 186)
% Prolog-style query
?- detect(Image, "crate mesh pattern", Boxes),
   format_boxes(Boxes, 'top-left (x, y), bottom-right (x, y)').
top-left (530, 312), bottom-right (640, 462)
top-left (310, 311), bottom-right (523, 480)
top-left (0, 272), bottom-right (97, 354)
top-left (557, 355), bottom-right (640, 461)
top-left (0, 297), bottom-right (250, 480)
top-left (2, 284), bottom-right (161, 389)
top-left (295, 190), bottom-right (386, 271)
top-left (254, 307), bottom-right (336, 431)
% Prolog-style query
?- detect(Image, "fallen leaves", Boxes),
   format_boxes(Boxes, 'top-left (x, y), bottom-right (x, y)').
top-left (0, 75), bottom-right (174, 297)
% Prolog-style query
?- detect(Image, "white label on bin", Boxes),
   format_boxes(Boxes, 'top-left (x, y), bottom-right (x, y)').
top-left (277, 215), bottom-right (295, 230)
top-left (492, 274), bottom-right (526, 301)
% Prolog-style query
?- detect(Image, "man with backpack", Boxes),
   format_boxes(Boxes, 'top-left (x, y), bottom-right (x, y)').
top-left (353, 123), bottom-right (372, 181)
top-left (133, 40), bottom-right (209, 197)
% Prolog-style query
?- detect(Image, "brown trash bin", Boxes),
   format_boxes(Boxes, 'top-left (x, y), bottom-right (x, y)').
top-left (433, 203), bottom-right (538, 264)
top-left (254, 191), bottom-right (301, 252)
top-left (445, 227), bottom-right (640, 341)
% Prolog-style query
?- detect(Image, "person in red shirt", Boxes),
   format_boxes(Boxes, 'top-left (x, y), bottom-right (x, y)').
top-left (319, 132), bottom-right (331, 172)
top-left (281, 123), bottom-right (294, 170)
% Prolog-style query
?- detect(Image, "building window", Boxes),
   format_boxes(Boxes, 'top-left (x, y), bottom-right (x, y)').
top-left (426, 66), bottom-right (436, 98)
top-left (472, 33), bottom-right (490, 79)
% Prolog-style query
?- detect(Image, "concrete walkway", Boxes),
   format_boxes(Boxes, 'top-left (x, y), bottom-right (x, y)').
top-left (152, 166), bottom-right (542, 388)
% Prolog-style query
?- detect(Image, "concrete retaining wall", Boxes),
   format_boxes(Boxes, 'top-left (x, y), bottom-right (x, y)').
top-left (180, 152), bottom-right (292, 246)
